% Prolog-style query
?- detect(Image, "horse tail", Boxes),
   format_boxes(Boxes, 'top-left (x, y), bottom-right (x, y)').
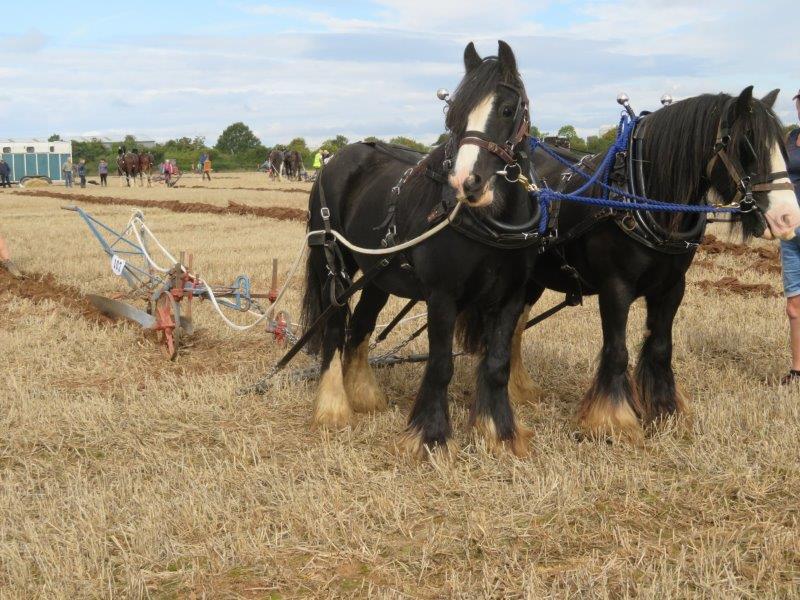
top-left (300, 180), bottom-right (326, 355)
top-left (455, 304), bottom-right (486, 355)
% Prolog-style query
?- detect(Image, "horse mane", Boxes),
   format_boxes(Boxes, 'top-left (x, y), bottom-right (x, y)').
top-left (640, 93), bottom-right (785, 205)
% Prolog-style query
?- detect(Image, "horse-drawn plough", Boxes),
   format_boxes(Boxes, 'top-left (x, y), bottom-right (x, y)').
top-left (65, 206), bottom-right (294, 359)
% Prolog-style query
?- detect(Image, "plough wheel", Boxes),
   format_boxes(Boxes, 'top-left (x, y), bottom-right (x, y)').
top-left (154, 291), bottom-right (182, 360)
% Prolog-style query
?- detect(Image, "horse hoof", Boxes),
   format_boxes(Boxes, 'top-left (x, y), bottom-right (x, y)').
top-left (576, 393), bottom-right (644, 446)
top-left (473, 415), bottom-right (533, 458)
top-left (394, 427), bottom-right (454, 460)
top-left (344, 342), bottom-right (388, 413)
top-left (312, 352), bottom-right (352, 429)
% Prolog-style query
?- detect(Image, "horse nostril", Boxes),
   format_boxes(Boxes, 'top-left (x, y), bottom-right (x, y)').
top-left (782, 213), bottom-right (794, 227)
top-left (463, 173), bottom-right (482, 195)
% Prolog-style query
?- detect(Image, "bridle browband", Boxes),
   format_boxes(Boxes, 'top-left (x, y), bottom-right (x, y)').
top-left (706, 97), bottom-right (794, 212)
top-left (456, 81), bottom-right (530, 167)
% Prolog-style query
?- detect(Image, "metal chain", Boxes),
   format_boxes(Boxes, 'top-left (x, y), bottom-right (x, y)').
top-left (242, 317), bottom-right (431, 394)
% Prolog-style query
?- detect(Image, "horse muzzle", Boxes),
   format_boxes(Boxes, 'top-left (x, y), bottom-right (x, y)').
top-left (450, 172), bottom-right (495, 207)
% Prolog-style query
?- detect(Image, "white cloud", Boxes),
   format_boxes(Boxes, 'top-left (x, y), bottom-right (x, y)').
top-left (2, 0), bottom-right (798, 146)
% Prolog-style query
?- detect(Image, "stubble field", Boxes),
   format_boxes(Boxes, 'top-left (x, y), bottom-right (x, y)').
top-left (1, 172), bottom-right (798, 598)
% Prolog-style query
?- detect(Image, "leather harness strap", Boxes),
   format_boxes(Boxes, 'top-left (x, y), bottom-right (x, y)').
top-left (458, 135), bottom-right (517, 165)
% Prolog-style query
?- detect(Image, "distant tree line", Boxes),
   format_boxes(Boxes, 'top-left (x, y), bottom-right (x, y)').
top-left (62, 117), bottom-right (662, 175)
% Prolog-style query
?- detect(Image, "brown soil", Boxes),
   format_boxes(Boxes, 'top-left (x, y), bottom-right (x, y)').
top-left (701, 234), bottom-right (779, 261)
top-left (15, 190), bottom-right (307, 222)
top-left (0, 269), bottom-right (114, 324)
top-left (694, 276), bottom-right (780, 298)
top-left (750, 259), bottom-right (782, 276)
top-left (182, 185), bottom-right (309, 194)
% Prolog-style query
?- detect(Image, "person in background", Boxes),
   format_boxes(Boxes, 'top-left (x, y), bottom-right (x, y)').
top-left (98, 159), bottom-right (108, 187)
top-left (77, 159), bottom-right (87, 188)
top-left (203, 155), bottom-right (212, 181)
top-left (780, 89), bottom-right (800, 384)
top-left (62, 158), bottom-right (73, 187)
top-left (0, 158), bottom-right (11, 188)
top-left (199, 152), bottom-right (207, 175)
top-left (0, 234), bottom-right (22, 277)
top-left (313, 148), bottom-right (323, 170)
top-left (163, 159), bottom-right (174, 187)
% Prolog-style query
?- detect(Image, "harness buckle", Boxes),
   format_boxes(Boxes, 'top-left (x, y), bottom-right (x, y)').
top-left (320, 207), bottom-right (331, 220)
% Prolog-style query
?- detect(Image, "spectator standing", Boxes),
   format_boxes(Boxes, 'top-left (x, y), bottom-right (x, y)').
top-left (77, 159), bottom-right (87, 188)
top-left (779, 89), bottom-right (800, 384)
top-left (62, 159), bottom-right (73, 187)
top-left (163, 159), bottom-right (174, 187)
top-left (99, 159), bottom-right (108, 187)
top-left (0, 158), bottom-right (11, 188)
top-left (203, 155), bottom-right (212, 181)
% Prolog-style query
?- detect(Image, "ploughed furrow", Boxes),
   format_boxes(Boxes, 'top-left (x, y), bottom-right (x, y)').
top-left (14, 190), bottom-right (307, 222)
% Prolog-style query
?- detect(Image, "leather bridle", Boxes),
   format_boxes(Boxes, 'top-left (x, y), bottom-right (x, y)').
top-left (457, 82), bottom-right (530, 167)
top-left (706, 98), bottom-right (794, 213)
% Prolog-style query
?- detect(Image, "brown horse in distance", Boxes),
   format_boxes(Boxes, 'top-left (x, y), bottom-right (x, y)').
top-left (138, 152), bottom-right (153, 187)
top-left (117, 151), bottom-right (139, 187)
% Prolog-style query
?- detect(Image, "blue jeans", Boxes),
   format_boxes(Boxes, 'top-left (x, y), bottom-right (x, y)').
top-left (64, 172), bottom-right (73, 187)
top-left (780, 228), bottom-right (800, 297)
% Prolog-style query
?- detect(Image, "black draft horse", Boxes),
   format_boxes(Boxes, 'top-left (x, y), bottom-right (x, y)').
top-left (301, 41), bottom-right (537, 457)
top-left (284, 150), bottom-right (304, 181)
top-left (117, 149), bottom-right (140, 187)
top-left (268, 149), bottom-right (285, 180)
top-left (510, 87), bottom-right (800, 443)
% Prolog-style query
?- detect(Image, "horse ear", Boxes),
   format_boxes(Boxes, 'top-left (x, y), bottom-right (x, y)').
top-left (497, 40), bottom-right (517, 74)
top-left (734, 85), bottom-right (754, 120)
top-left (761, 88), bottom-right (780, 109)
top-left (464, 42), bottom-right (482, 72)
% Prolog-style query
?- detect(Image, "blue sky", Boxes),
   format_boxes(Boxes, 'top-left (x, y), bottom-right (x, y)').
top-left (2, 0), bottom-right (797, 146)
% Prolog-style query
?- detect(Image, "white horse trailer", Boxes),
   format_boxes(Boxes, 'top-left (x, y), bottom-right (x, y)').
top-left (0, 140), bottom-right (73, 182)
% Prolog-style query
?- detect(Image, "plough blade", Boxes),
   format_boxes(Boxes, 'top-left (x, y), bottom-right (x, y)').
top-left (88, 294), bottom-right (158, 329)
top-left (179, 316), bottom-right (194, 335)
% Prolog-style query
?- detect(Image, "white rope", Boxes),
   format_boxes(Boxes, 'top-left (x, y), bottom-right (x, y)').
top-left (317, 201), bottom-right (462, 255)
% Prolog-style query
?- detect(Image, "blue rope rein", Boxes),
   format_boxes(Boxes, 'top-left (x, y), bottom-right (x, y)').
top-left (529, 113), bottom-right (741, 234)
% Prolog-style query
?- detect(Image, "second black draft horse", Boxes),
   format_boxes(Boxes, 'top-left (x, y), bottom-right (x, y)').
top-left (513, 87), bottom-right (800, 443)
top-left (301, 41), bottom-right (538, 457)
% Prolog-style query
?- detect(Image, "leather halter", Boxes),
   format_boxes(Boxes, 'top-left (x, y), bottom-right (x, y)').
top-left (457, 82), bottom-right (530, 166)
top-left (706, 97), bottom-right (794, 210)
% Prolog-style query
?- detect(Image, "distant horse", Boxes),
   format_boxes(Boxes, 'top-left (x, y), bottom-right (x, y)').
top-left (138, 152), bottom-right (154, 187)
top-left (284, 150), bottom-right (305, 181)
top-left (117, 150), bottom-right (139, 187)
top-left (510, 87), bottom-right (800, 443)
top-left (301, 41), bottom-right (539, 457)
top-left (268, 150), bottom-right (285, 180)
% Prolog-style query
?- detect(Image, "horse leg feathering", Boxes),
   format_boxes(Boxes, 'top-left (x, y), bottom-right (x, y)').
top-left (575, 281), bottom-right (644, 445)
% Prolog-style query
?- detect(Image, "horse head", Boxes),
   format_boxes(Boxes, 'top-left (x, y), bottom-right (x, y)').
top-left (446, 41), bottom-right (529, 209)
top-left (708, 87), bottom-right (800, 240)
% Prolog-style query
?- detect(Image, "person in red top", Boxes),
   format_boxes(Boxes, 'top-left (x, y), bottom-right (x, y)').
top-left (163, 159), bottom-right (174, 187)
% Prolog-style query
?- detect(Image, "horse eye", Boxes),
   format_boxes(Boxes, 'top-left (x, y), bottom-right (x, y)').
top-left (502, 106), bottom-right (514, 118)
